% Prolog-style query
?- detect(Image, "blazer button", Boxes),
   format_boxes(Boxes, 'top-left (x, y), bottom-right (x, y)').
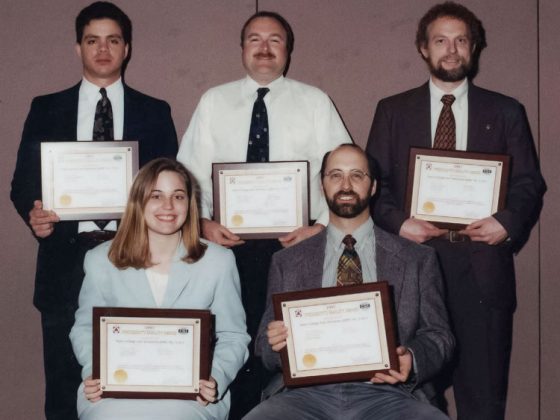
top-left (69, 237), bottom-right (76, 244)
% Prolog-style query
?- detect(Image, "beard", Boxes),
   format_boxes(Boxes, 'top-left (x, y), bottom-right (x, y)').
top-left (326, 190), bottom-right (370, 219)
top-left (427, 55), bottom-right (472, 82)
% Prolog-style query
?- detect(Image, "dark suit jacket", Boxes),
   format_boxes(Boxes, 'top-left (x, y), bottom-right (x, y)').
top-left (10, 82), bottom-right (178, 312)
top-left (255, 226), bottom-right (454, 395)
top-left (366, 82), bottom-right (545, 309)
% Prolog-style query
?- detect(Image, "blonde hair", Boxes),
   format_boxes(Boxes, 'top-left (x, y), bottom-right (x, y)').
top-left (109, 158), bottom-right (206, 268)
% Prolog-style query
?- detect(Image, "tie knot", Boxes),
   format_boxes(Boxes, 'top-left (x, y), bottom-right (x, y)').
top-left (257, 87), bottom-right (269, 100)
top-left (99, 87), bottom-right (108, 100)
top-left (342, 234), bottom-right (356, 250)
top-left (441, 94), bottom-right (455, 107)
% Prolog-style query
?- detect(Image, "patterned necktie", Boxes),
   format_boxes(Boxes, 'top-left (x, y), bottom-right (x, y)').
top-left (433, 94), bottom-right (456, 150)
top-left (337, 235), bottom-right (363, 286)
top-left (246, 88), bottom-right (269, 162)
top-left (92, 88), bottom-right (113, 229)
top-left (93, 87), bottom-right (114, 141)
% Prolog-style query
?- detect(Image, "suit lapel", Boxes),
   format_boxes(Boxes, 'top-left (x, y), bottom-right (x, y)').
top-left (301, 232), bottom-right (327, 290)
top-left (466, 83), bottom-right (497, 153)
top-left (410, 83), bottom-right (432, 148)
top-left (161, 243), bottom-right (192, 307)
top-left (374, 228), bottom-right (405, 311)
top-left (120, 268), bottom-right (157, 307)
top-left (52, 83), bottom-right (80, 140)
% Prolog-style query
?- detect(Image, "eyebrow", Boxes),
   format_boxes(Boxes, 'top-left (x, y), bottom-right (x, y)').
top-left (245, 32), bottom-right (285, 39)
top-left (83, 34), bottom-right (124, 40)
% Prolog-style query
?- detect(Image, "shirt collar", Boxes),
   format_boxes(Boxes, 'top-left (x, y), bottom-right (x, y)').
top-left (80, 77), bottom-right (124, 102)
top-left (429, 77), bottom-right (468, 107)
top-left (326, 217), bottom-right (375, 251)
top-left (243, 74), bottom-right (285, 98)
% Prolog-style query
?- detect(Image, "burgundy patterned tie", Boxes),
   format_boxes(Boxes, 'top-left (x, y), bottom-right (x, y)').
top-left (433, 94), bottom-right (456, 150)
top-left (337, 235), bottom-right (363, 286)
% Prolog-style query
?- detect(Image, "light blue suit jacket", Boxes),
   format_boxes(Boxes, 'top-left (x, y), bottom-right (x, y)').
top-left (70, 240), bottom-right (249, 402)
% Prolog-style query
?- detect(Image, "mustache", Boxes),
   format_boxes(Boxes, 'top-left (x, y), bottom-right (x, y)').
top-left (254, 52), bottom-right (276, 59)
top-left (334, 190), bottom-right (359, 200)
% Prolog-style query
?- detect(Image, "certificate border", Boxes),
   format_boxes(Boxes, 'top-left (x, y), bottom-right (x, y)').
top-left (212, 161), bottom-right (310, 239)
top-left (272, 282), bottom-right (398, 387)
top-left (92, 307), bottom-right (212, 400)
top-left (41, 141), bottom-right (139, 221)
top-left (405, 147), bottom-right (510, 229)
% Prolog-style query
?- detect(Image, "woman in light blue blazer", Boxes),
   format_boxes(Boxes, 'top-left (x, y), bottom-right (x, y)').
top-left (70, 158), bottom-right (250, 420)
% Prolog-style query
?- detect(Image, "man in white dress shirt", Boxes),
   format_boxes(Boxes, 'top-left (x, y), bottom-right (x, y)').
top-left (177, 10), bottom-right (351, 418)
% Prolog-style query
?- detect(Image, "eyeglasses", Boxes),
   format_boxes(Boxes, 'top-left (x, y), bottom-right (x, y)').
top-left (324, 169), bottom-right (370, 183)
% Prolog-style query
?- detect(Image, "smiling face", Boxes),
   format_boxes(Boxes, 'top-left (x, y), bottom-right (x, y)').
top-left (242, 17), bottom-right (288, 85)
top-left (143, 171), bottom-right (188, 241)
top-left (75, 18), bottom-right (129, 86)
top-left (420, 16), bottom-right (473, 89)
top-left (322, 147), bottom-right (376, 223)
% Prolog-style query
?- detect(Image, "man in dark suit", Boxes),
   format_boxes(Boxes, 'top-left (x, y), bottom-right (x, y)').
top-left (244, 144), bottom-right (453, 420)
top-left (10, 2), bottom-right (177, 419)
top-left (366, 2), bottom-right (545, 419)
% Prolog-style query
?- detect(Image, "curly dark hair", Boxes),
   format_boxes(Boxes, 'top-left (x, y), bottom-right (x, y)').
top-left (415, 2), bottom-right (486, 59)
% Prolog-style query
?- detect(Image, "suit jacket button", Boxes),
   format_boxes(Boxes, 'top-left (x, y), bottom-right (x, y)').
top-left (69, 237), bottom-right (76, 244)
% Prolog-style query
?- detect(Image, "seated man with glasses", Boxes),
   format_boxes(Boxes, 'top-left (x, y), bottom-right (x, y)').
top-left (244, 143), bottom-right (454, 420)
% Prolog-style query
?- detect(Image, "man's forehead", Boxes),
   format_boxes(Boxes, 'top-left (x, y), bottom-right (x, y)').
top-left (244, 17), bottom-right (286, 38)
top-left (83, 18), bottom-right (123, 35)
top-left (326, 148), bottom-right (368, 170)
top-left (427, 16), bottom-right (469, 36)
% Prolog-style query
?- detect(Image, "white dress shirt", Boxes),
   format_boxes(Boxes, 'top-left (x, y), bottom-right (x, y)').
top-left (76, 77), bottom-right (124, 232)
top-left (429, 77), bottom-right (468, 151)
top-left (177, 76), bottom-right (352, 226)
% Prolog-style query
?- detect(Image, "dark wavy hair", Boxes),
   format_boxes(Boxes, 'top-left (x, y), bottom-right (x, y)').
top-left (416, 1), bottom-right (486, 76)
top-left (75, 1), bottom-right (132, 45)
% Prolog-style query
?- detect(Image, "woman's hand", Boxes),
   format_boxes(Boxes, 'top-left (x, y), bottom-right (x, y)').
top-left (83, 376), bottom-right (103, 403)
top-left (197, 377), bottom-right (217, 406)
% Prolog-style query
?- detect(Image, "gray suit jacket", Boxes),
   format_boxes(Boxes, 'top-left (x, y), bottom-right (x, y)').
top-left (256, 226), bottom-right (454, 394)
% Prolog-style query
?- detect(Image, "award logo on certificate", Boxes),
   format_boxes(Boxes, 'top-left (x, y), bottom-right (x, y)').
top-left (93, 307), bottom-right (212, 399)
top-left (41, 141), bottom-right (139, 221)
top-left (272, 282), bottom-right (398, 387)
top-left (406, 148), bottom-right (510, 229)
top-left (212, 161), bottom-right (310, 239)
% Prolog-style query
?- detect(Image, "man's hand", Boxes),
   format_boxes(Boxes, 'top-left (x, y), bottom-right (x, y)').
top-left (29, 200), bottom-right (59, 238)
top-left (83, 376), bottom-right (103, 403)
top-left (201, 218), bottom-right (244, 248)
top-left (459, 216), bottom-right (508, 245)
top-left (399, 218), bottom-right (447, 243)
top-left (371, 346), bottom-right (412, 384)
top-left (267, 320), bottom-right (288, 352)
top-left (278, 224), bottom-right (325, 248)
top-left (197, 377), bottom-right (217, 406)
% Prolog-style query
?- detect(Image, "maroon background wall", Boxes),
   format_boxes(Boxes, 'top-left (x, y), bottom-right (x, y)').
top-left (0, 1), bottom-right (557, 418)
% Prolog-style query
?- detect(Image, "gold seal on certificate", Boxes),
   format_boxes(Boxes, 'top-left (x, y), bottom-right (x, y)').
top-left (405, 148), bottom-right (510, 229)
top-left (41, 141), bottom-right (139, 221)
top-left (93, 307), bottom-right (212, 400)
top-left (272, 282), bottom-right (398, 387)
top-left (231, 214), bottom-right (244, 227)
top-left (212, 161), bottom-right (310, 239)
top-left (113, 369), bottom-right (128, 384)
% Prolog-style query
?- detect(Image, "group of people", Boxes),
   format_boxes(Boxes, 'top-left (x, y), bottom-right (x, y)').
top-left (10, 1), bottom-right (545, 420)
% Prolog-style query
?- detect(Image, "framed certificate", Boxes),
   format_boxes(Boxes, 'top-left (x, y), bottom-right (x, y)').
top-left (405, 148), bottom-right (510, 229)
top-left (93, 307), bottom-right (212, 399)
top-left (41, 141), bottom-right (139, 221)
top-left (272, 282), bottom-right (398, 387)
top-left (212, 161), bottom-right (310, 239)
